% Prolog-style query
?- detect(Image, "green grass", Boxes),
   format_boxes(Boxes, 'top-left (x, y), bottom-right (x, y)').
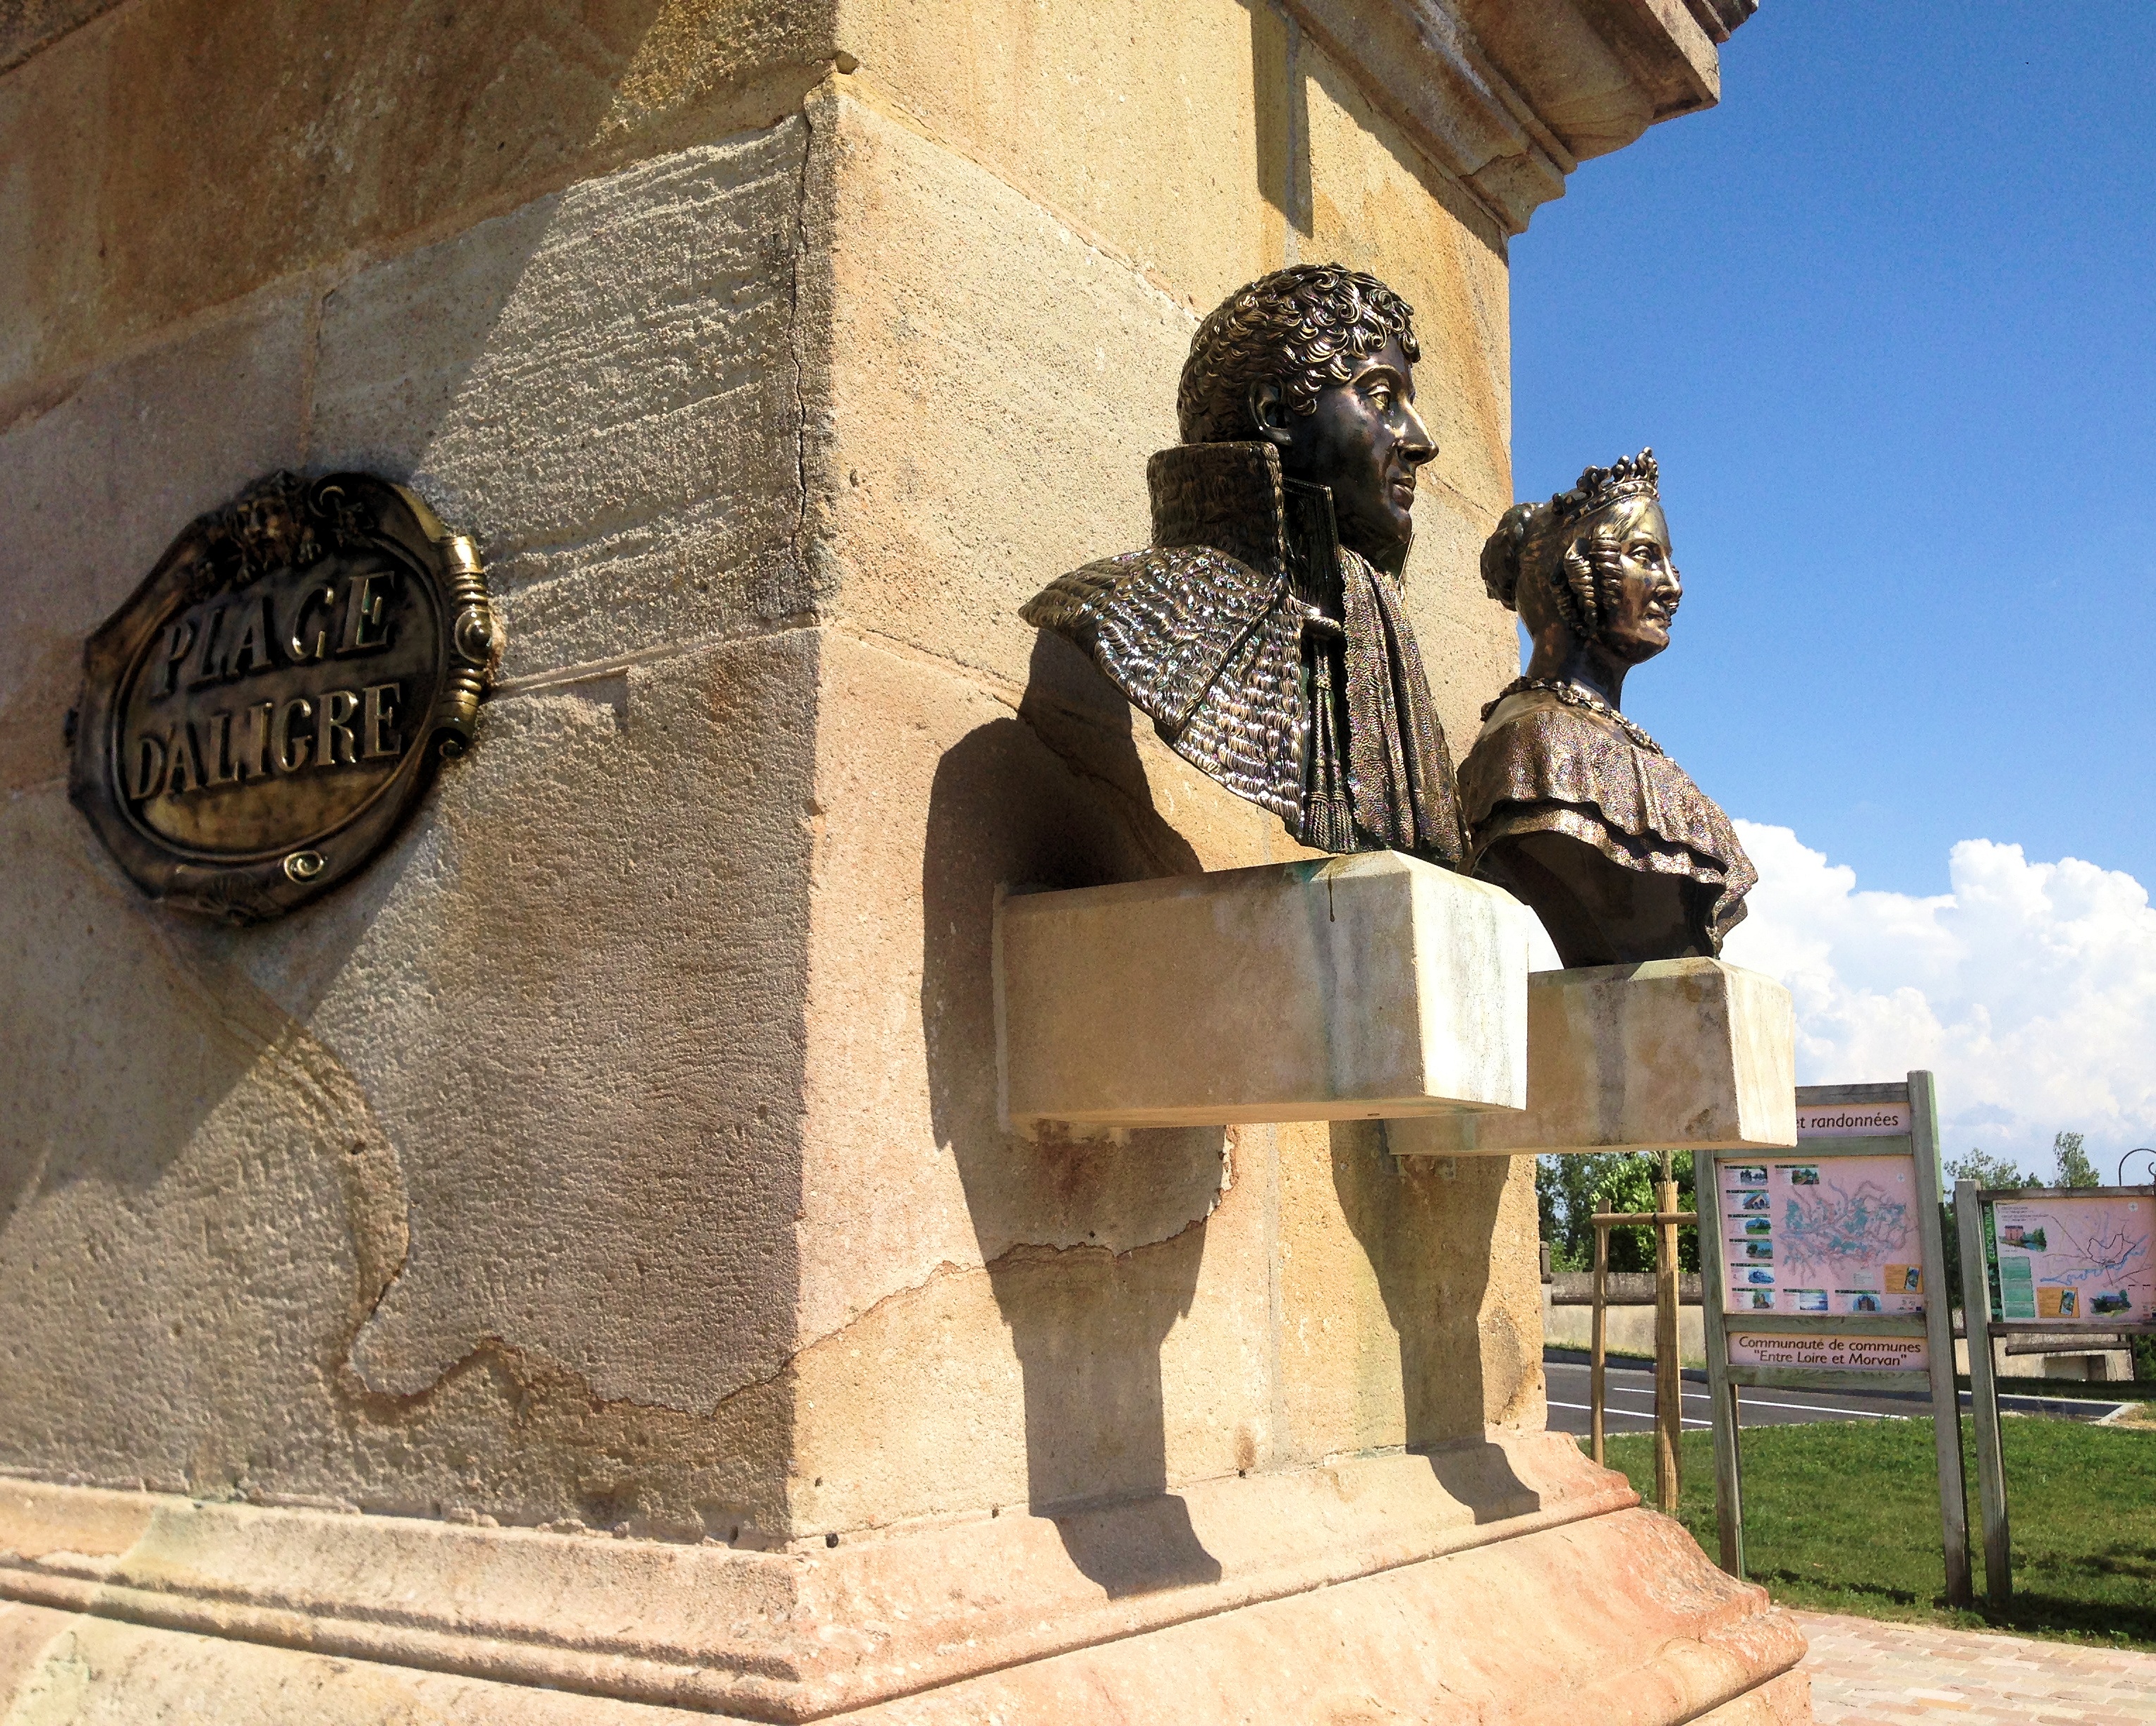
top-left (1593, 1415), bottom-right (2156, 1651)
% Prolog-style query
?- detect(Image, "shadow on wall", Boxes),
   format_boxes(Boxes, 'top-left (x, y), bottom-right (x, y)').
top-left (1245, 0), bottom-right (1315, 243)
top-left (919, 633), bottom-right (1227, 1596)
top-left (0, 795), bottom-right (422, 1496)
top-left (1332, 1124), bottom-right (1538, 1521)
top-left (0, 781), bottom-right (422, 1213)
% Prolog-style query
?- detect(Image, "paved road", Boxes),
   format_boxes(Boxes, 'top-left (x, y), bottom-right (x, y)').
top-left (1543, 1352), bottom-right (2126, 1436)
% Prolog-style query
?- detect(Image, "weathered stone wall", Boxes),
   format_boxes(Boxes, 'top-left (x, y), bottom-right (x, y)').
top-left (0, 0), bottom-right (1700, 1548)
top-left (2, 8), bottom-right (844, 1536)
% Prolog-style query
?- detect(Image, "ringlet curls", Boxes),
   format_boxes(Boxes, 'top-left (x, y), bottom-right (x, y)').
top-left (1479, 449), bottom-right (1662, 640)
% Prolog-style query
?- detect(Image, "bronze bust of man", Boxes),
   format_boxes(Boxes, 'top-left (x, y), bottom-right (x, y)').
top-left (1022, 264), bottom-right (1466, 868)
top-left (1459, 450), bottom-right (1755, 967)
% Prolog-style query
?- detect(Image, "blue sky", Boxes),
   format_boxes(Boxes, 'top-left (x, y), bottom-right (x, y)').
top-left (1506, 7), bottom-right (2156, 1170)
top-left (1509, 4), bottom-right (2156, 900)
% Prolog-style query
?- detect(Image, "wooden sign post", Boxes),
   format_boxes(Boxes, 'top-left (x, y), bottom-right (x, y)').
top-left (1699, 1070), bottom-right (1971, 1605)
top-left (1956, 1177), bottom-right (2156, 1605)
top-left (1586, 1182), bottom-right (1697, 1510)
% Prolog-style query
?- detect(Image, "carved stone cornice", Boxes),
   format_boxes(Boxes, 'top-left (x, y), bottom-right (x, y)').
top-left (1684, 0), bottom-right (1762, 45)
top-left (1283, 0), bottom-right (1755, 237)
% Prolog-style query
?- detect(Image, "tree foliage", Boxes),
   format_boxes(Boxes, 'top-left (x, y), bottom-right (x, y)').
top-left (1536, 1151), bottom-right (1698, 1275)
top-left (2052, 1130), bottom-right (2099, 1189)
top-left (1944, 1147), bottom-right (2030, 1190)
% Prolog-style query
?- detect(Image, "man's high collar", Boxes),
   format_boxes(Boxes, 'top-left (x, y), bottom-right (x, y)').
top-left (1144, 441), bottom-right (1409, 586)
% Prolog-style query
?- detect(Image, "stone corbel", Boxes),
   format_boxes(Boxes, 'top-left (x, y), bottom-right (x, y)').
top-left (1386, 957), bottom-right (1799, 1158)
top-left (994, 852), bottom-right (1533, 1132)
top-left (995, 855), bottom-right (1796, 1156)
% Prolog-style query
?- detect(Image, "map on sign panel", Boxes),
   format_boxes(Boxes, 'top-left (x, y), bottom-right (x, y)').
top-left (1720, 1156), bottom-right (1924, 1318)
top-left (1781, 1175), bottom-right (1913, 1280)
top-left (1985, 1195), bottom-right (2155, 1323)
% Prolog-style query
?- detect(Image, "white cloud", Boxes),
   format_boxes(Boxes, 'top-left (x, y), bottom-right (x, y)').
top-left (1720, 823), bottom-right (2156, 1177)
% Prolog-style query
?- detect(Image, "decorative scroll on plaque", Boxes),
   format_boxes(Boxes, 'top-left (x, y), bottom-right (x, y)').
top-left (68, 470), bottom-right (502, 922)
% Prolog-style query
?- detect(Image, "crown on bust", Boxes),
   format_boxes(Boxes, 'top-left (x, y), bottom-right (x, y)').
top-left (1555, 448), bottom-right (1659, 525)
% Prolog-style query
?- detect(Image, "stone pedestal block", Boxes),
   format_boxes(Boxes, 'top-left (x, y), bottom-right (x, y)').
top-left (1389, 958), bottom-right (1799, 1156)
top-left (996, 852), bottom-right (1532, 1129)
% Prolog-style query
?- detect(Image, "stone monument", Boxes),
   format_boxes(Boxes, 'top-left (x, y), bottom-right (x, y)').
top-left (0, 0), bottom-right (1804, 1719)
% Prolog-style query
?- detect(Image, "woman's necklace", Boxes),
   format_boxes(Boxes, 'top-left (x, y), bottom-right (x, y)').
top-left (1481, 676), bottom-right (1664, 756)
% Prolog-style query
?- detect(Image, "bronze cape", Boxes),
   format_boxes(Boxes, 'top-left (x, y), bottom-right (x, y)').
top-left (1457, 687), bottom-right (1755, 951)
top-left (1022, 441), bottom-right (1466, 870)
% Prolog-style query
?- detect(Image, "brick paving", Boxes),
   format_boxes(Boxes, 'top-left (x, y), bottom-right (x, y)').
top-left (1796, 1610), bottom-right (2156, 1724)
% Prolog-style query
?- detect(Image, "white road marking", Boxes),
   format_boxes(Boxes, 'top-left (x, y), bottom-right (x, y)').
top-left (1545, 1399), bottom-right (1711, 1428)
top-left (1603, 1386), bottom-right (1904, 1419)
top-left (1552, 1371), bottom-right (1914, 1421)
top-left (1728, 1395), bottom-right (1906, 1421)
top-left (1549, 1364), bottom-right (2121, 1423)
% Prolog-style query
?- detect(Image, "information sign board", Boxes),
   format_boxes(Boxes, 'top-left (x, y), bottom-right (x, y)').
top-left (1792, 1100), bottom-right (1911, 1138)
top-left (1698, 1072), bottom-right (1968, 1605)
top-left (1956, 1179), bottom-right (2156, 1607)
top-left (1725, 1331), bottom-right (1928, 1372)
top-left (1982, 1193), bottom-right (2153, 1323)
top-left (1717, 1156), bottom-right (1926, 1323)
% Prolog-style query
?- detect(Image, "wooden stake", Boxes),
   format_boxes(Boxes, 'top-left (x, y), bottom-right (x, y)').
top-left (1591, 1195), bottom-right (1610, 1467)
top-left (1956, 1177), bottom-right (2012, 1605)
top-left (1655, 1168), bottom-right (1682, 1514)
top-left (1697, 1159), bottom-right (1746, 1576)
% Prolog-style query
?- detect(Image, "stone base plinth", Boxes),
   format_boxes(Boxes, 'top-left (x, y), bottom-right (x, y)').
top-left (1389, 958), bottom-right (1798, 1157)
top-left (996, 853), bottom-right (1532, 1130)
top-left (0, 1433), bottom-right (1807, 1722)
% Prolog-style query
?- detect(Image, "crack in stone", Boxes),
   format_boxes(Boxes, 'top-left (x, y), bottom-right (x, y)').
top-left (985, 1197), bottom-right (1220, 1271)
top-left (788, 1198), bottom-right (1231, 1363)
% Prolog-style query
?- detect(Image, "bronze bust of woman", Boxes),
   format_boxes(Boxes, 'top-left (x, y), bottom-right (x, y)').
top-left (1458, 451), bottom-right (1756, 967)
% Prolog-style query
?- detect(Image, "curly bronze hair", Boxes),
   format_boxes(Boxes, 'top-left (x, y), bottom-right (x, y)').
top-left (1177, 264), bottom-right (1421, 445)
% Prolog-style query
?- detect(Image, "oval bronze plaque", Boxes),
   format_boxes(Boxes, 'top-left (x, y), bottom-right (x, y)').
top-left (70, 471), bottom-right (502, 922)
